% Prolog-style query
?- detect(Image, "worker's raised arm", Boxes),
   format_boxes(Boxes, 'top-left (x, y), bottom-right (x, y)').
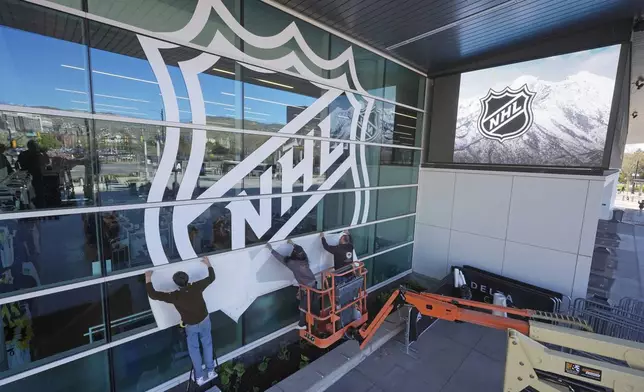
top-left (267, 243), bottom-right (287, 266)
top-left (193, 257), bottom-right (216, 292)
top-left (320, 233), bottom-right (337, 252)
top-left (145, 271), bottom-right (178, 303)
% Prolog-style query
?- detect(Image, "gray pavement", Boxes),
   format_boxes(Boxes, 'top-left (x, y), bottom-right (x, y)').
top-left (592, 209), bottom-right (644, 301)
top-left (326, 320), bottom-right (507, 392)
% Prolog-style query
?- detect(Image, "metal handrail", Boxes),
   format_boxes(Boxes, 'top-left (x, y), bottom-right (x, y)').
top-left (83, 310), bottom-right (154, 343)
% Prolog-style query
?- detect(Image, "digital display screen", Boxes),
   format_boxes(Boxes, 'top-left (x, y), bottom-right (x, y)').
top-left (454, 45), bottom-right (621, 167)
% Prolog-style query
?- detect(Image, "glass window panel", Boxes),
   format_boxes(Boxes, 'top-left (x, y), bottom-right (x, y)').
top-left (372, 244), bottom-right (413, 285)
top-left (330, 37), bottom-right (385, 97)
top-left (0, 112), bottom-right (95, 210)
top-left (0, 285), bottom-right (104, 378)
top-left (50, 0), bottom-right (82, 9)
top-left (241, 71), bottom-right (383, 145)
top-left (88, 22), bottom-right (242, 124)
top-left (322, 190), bottom-right (377, 231)
top-left (107, 275), bottom-right (155, 339)
top-left (111, 326), bottom-right (190, 392)
top-left (380, 103), bottom-right (422, 147)
top-left (241, 66), bottom-right (323, 134)
top-left (87, 0), bottom-right (239, 49)
top-left (95, 120), bottom-right (243, 206)
top-left (243, 194), bottom-right (319, 248)
top-left (103, 191), bottom-right (323, 273)
top-left (108, 312), bottom-right (237, 389)
top-left (362, 258), bottom-right (374, 288)
top-left (242, 285), bottom-right (298, 344)
top-left (0, 213), bottom-right (100, 297)
top-left (379, 148), bottom-right (419, 186)
top-left (351, 224), bottom-right (376, 259)
top-left (0, 1), bottom-right (90, 113)
top-left (383, 61), bottom-right (424, 108)
top-left (240, 134), bottom-right (379, 195)
top-left (0, 351), bottom-right (109, 392)
top-left (243, 0), bottom-right (329, 78)
top-left (374, 216), bottom-right (415, 253)
top-left (375, 187), bottom-right (417, 220)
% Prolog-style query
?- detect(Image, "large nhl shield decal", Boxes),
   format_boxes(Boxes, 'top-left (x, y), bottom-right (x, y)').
top-left (477, 84), bottom-right (536, 142)
top-left (138, 0), bottom-right (378, 322)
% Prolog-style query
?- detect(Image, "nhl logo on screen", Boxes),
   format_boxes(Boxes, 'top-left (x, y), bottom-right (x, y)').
top-left (477, 84), bottom-right (536, 142)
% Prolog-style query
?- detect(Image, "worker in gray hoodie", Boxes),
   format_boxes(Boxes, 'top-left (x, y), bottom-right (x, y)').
top-left (267, 239), bottom-right (317, 330)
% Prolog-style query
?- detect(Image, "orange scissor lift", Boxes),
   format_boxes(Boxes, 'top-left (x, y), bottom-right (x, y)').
top-left (297, 261), bottom-right (369, 348)
top-left (298, 266), bottom-right (591, 350)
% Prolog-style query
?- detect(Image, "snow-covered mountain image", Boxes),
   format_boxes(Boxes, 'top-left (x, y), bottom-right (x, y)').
top-left (329, 105), bottom-right (394, 144)
top-left (455, 68), bottom-right (617, 166)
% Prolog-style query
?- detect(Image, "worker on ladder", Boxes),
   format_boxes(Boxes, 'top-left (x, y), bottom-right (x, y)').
top-left (145, 257), bottom-right (216, 386)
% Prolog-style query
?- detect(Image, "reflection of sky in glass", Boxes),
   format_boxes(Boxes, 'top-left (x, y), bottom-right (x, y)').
top-left (0, 22), bottom-right (417, 148)
top-left (0, 24), bottom-right (321, 125)
top-left (0, 26), bottom-right (89, 110)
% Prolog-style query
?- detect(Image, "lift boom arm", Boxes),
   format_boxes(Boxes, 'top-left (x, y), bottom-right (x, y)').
top-left (355, 287), bottom-right (644, 392)
top-left (357, 288), bottom-right (537, 349)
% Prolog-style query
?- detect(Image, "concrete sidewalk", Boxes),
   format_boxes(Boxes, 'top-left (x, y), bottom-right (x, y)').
top-left (326, 320), bottom-right (507, 392)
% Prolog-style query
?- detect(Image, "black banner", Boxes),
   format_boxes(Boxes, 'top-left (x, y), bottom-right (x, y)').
top-left (454, 266), bottom-right (563, 312)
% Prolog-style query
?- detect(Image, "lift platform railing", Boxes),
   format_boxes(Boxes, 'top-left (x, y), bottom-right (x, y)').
top-left (297, 262), bottom-right (368, 348)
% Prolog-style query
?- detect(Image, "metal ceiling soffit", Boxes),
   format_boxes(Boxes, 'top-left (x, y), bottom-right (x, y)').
top-left (386, 0), bottom-right (521, 51)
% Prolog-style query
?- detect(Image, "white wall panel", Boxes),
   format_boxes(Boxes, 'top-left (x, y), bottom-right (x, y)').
top-left (502, 241), bottom-right (578, 296)
top-left (448, 231), bottom-right (505, 274)
top-left (579, 181), bottom-right (604, 257)
top-left (412, 223), bottom-right (450, 278)
top-left (416, 170), bottom-right (455, 229)
top-left (451, 173), bottom-right (512, 239)
top-left (413, 169), bottom-right (611, 299)
top-left (572, 255), bottom-right (592, 300)
top-left (507, 177), bottom-right (588, 253)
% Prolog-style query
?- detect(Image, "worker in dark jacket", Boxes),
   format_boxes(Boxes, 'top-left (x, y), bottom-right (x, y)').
top-left (267, 240), bottom-right (317, 330)
top-left (146, 257), bottom-right (216, 386)
top-left (320, 231), bottom-right (354, 270)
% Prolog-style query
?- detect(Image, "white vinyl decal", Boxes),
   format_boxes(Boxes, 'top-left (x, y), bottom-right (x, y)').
top-left (142, 0), bottom-right (376, 325)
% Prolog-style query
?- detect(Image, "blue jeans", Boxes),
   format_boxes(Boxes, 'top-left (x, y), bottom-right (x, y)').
top-left (185, 316), bottom-right (214, 380)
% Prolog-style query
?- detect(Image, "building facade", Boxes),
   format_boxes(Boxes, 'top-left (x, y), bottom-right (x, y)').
top-left (0, 0), bottom-right (426, 390)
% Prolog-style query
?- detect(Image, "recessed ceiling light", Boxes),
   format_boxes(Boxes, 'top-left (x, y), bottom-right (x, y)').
top-left (254, 78), bottom-right (293, 89)
top-left (395, 112), bottom-right (417, 120)
top-left (213, 68), bottom-right (235, 76)
top-left (95, 93), bottom-right (149, 103)
top-left (61, 64), bottom-right (85, 71)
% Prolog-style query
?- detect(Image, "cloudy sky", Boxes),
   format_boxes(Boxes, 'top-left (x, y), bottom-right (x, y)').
top-left (459, 44), bottom-right (622, 101)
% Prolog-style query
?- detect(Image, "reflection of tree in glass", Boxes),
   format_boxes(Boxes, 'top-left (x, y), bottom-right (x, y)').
top-left (38, 133), bottom-right (62, 151)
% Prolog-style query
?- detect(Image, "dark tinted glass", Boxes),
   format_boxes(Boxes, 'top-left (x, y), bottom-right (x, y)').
top-left (242, 286), bottom-right (298, 344)
top-left (384, 61), bottom-right (425, 108)
top-left (87, 0), bottom-right (239, 48)
top-left (107, 275), bottom-right (155, 339)
top-left (0, 285), bottom-right (104, 377)
top-left (243, 0), bottom-right (329, 78)
top-left (374, 216), bottom-right (415, 253)
top-left (375, 187), bottom-right (417, 220)
top-left (322, 190), bottom-right (377, 230)
top-left (379, 148), bottom-right (420, 186)
top-left (330, 37), bottom-right (385, 97)
top-left (0, 213), bottom-right (100, 297)
top-left (0, 351), bottom-right (109, 392)
top-left (372, 244), bottom-right (413, 285)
